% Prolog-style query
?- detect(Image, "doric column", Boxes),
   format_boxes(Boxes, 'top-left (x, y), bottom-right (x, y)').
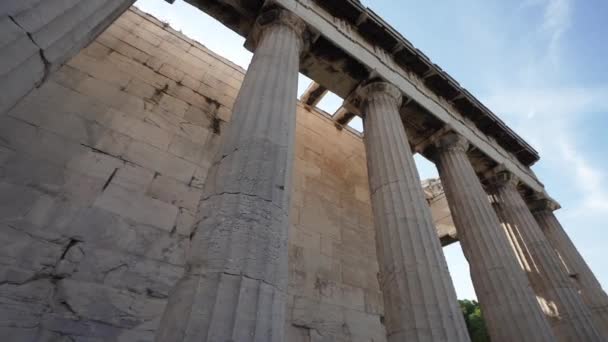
top-left (433, 133), bottom-right (555, 342)
top-left (155, 8), bottom-right (307, 342)
top-left (488, 171), bottom-right (603, 342)
top-left (357, 82), bottom-right (470, 342)
top-left (1, 0), bottom-right (136, 114)
top-left (531, 198), bottom-right (608, 338)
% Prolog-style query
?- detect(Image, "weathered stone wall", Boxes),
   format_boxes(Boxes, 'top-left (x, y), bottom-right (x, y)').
top-left (0, 7), bottom-right (385, 341)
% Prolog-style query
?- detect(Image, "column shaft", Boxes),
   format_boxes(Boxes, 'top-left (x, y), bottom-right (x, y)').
top-left (533, 207), bottom-right (608, 337)
top-left (489, 175), bottom-right (602, 342)
top-left (155, 9), bottom-right (305, 342)
top-left (360, 83), bottom-right (470, 342)
top-left (434, 134), bottom-right (555, 342)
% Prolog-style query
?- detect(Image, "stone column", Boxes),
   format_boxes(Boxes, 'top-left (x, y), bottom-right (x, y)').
top-left (488, 171), bottom-right (603, 342)
top-left (154, 9), bottom-right (306, 342)
top-left (358, 82), bottom-right (470, 342)
top-left (1, 0), bottom-right (136, 114)
top-left (531, 198), bottom-right (608, 338)
top-left (433, 133), bottom-right (555, 342)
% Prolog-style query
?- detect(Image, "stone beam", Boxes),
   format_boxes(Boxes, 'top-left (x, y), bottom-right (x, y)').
top-left (270, 0), bottom-right (545, 194)
top-left (299, 81), bottom-right (328, 106)
top-left (332, 107), bottom-right (355, 128)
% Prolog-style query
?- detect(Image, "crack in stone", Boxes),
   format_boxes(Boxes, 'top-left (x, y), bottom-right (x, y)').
top-left (221, 271), bottom-right (281, 290)
top-left (370, 179), bottom-right (402, 196)
top-left (58, 239), bottom-right (81, 261)
top-left (8, 16), bottom-right (51, 87)
top-left (201, 191), bottom-right (274, 204)
top-left (101, 263), bottom-right (128, 280)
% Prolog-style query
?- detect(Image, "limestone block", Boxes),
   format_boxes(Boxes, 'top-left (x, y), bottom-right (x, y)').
top-left (146, 174), bottom-right (201, 212)
top-left (68, 70), bottom-right (145, 114)
top-left (94, 183), bottom-right (179, 232)
top-left (68, 52), bottom-right (132, 88)
top-left (123, 141), bottom-right (197, 183)
top-left (216, 105), bottom-right (232, 122)
top-left (97, 30), bottom-right (151, 64)
top-left (66, 149), bottom-right (124, 179)
top-left (158, 63), bottom-right (185, 82)
top-left (174, 208), bottom-right (196, 236)
top-left (126, 119), bottom-right (173, 150)
top-left (55, 279), bottom-right (166, 328)
top-left (363, 289), bottom-right (384, 315)
top-left (106, 51), bottom-right (169, 89)
top-left (0, 223), bottom-right (66, 282)
top-left (39, 314), bottom-right (126, 341)
top-left (65, 207), bottom-right (188, 265)
top-left (291, 226), bottom-right (322, 251)
top-left (113, 163), bottom-right (155, 193)
top-left (341, 256), bottom-right (379, 291)
top-left (292, 297), bottom-right (350, 339)
top-left (125, 77), bottom-right (157, 99)
top-left (167, 133), bottom-right (208, 164)
top-left (0, 182), bottom-right (40, 221)
top-left (180, 75), bottom-right (201, 92)
top-left (287, 324), bottom-right (311, 342)
top-left (190, 163), bottom-right (212, 189)
top-left (10, 80), bottom-right (104, 121)
top-left (343, 309), bottom-right (386, 342)
top-left (298, 197), bottom-right (341, 240)
top-left (166, 82), bottom-right (211, 112)
top-left (0, 279), bottom-right (56, 332)
top-left (83, 41), bottom-right (112, 59)
top-left (59, 245), bottom-right (183, 297)
top-left (157, 92), bottom-right (189, 118)
top-left (131, 25), bottom-right (164, 48)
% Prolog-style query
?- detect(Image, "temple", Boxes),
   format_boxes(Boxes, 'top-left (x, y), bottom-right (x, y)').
top-left (1, 1), bottom-right (607, 341)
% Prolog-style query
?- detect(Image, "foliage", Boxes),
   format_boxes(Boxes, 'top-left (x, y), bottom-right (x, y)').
top-left (459, 299), bottom-right (491, 342)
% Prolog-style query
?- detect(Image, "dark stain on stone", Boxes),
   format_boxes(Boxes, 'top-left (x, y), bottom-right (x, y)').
top-left (211, 117), bottom-right (221, 134)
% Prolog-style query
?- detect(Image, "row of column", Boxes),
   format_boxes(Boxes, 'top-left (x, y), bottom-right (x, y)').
top-left (154, 7), bottom-right (608, 342)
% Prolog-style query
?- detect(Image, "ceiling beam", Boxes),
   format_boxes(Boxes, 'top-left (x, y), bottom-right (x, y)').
top-left (300, 81), bottom-right (329, 107)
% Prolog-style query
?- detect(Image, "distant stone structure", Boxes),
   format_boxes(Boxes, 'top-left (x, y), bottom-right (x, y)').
top-left (1, 1), bottom-right (607, 342)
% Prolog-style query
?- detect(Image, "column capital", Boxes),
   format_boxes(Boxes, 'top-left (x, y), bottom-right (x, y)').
top-left (346, 81), bottom-right (403, 113)
top-left (435, 132), bottom-right (469, 153)
top-left (528, 192), bottom-right (561, 213)
top-left (486, 167), bottom-right (520, 190)
top-left (246, 8), bottom-right (309, 51)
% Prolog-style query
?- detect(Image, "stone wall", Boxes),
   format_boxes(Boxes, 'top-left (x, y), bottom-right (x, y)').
top-left (0, 7), bottom-right (385, 341)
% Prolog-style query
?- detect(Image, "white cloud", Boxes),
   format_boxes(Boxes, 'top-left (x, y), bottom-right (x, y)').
top-left (541, 0), bottom-right (572, 64)
top-left (479, 0), bottom-right (608, 217)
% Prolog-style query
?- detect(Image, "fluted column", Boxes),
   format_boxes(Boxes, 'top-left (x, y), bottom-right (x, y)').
top-left (488, 171), bottom-right (602, 342)
top-left (155, 9), bottom-right (306, 342)
top-left (358, 82), bottom-right (470, 342)
top-left (433, 133), bottom-right (555, 342)
top-left (531, 198), bottom-right (608, 338)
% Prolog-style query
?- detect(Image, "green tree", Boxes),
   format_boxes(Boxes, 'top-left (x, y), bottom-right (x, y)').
top-left (459, 299), bottom-right (491, 342)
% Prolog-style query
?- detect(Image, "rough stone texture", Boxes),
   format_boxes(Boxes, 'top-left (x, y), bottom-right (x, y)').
top-left (531, 201), bottom-right (608, 338)
top-left (359, 82), bottom-right (470, 342)
top-left (155, 9), bottom-right (306, 341)
top-left (0, 6), bottom-right (387, 341)
top-left (0, 0), bottom-right (136, 115)
top-left (488, 172), bottom-right (603, 342)
top-left (434, 133), bottom-right (556, 342)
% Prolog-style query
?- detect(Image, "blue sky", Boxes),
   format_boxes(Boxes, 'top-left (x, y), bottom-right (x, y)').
top-left (134, 0), bottom-right (607, 300)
